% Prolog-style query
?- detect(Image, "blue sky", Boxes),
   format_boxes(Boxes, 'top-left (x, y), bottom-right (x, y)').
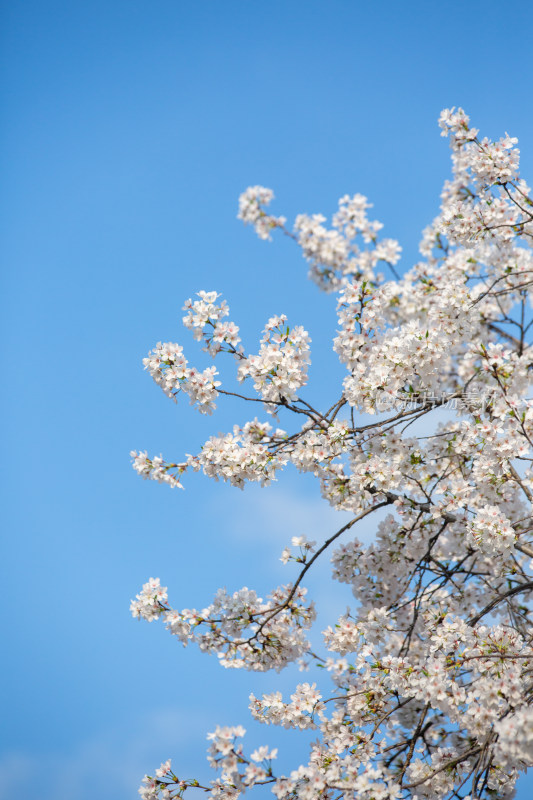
top-left (2, 1), bottom-right (533, 797)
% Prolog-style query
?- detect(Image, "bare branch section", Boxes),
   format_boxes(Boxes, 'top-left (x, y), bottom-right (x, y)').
top-left (133, 109), bottom-right (533, 800)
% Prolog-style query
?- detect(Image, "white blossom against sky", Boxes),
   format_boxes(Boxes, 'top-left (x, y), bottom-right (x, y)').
top-left (2, 1), bottom-right (533, 798)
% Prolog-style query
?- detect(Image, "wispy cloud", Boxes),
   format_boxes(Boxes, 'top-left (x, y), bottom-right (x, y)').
top-left (212, 479), bottom-right (391, 637)
top-left (217, 476), bottom-right (391, 556)
top-left (218, 481), bottom-right (356, 543)
top-left (0, 709), bottom-right (212, 800)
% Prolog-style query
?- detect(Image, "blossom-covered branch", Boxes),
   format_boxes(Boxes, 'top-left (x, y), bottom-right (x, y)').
top-left (133, 108), bottom-right (533, 800)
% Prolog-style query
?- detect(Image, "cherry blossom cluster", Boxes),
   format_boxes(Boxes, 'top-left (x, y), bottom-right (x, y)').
top-left (143, 341), bottom-right (221, 414)
top-left (250, 682), bottom-right (325, 730)
top-left (132, 580), bottom-right (316, 672)
top-left (207, 726), bottom-right (278, 791)
top-left (182, 290), bottom-right (241, 356)
top-left (294, 193), bottom-right (401, 291)
top-left (437, 106), bottom-right (531, 245)
top-left (494, 707), bottom-right (533, 768)
top-left (333, 273), bottom-right (475, 414)
top-left (466, 504), bottom-right (516, 555)
top-left (131, 578), bottom-right (168, 621)
top-left (138, 760), bottom-right (187, 800)
top-left (237, 186), bottom-right (287, 241)
top-left (439, 107), bottom-right (520, 186)
top-left (188, 420), bottom-right (289, 488)
top-left (130, 451), bottom-right (186, 489)
top-left (237, 315), bottom-right (311, 405)
top-left (133, 108), bottom-right (533, 800)
top-left (280, 535), bottom-right (317, 565)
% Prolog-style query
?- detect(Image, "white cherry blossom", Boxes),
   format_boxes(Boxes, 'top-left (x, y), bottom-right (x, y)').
top-left (133, 108), bottom-right (533, 800)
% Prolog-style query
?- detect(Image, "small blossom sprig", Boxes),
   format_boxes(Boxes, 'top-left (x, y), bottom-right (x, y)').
top-left (143, 341), bottom-right (221, 414)
top-left (237, 314), bottom-right (311, 407)
top-left (139, 729), bottom-right (280, 800)
top-left (130, 451), bottom-right (187, 489)
top-left (132, 580), bottom-right (316, 672)
top-left (280, 536), bottom-right (317, 565)
top-left (237, 186), bottom-right (287, 240)
top-left (182, 290), bottom-right (242, 357)
top-left (139, 760), bottom-right (208, 800)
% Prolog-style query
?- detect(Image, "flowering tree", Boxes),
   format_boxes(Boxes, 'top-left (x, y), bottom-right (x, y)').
top-left (131, 108), bottom-right (533, 800)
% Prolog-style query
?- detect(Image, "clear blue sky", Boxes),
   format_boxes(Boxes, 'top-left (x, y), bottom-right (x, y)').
top-left (2, 1), bottom-right (533, 797)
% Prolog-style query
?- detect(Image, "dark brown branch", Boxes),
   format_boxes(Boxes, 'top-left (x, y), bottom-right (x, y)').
top-left (468, 581), bottom-right (533, 626)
